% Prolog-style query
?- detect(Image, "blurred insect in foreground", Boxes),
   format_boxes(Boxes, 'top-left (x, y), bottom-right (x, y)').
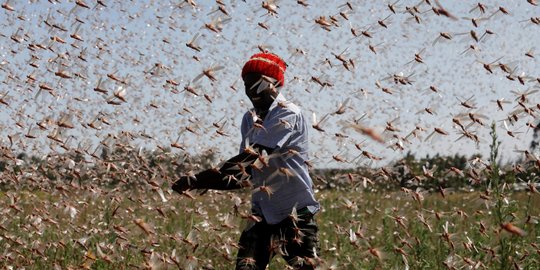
top-left (186, 33), bottom-right (202, 52)
top-left (193, 65), bottom-right (224, 83)
top-left (456, 95), bottom-right (477, 109)
top-left (312, 112), bottom-right (329, 132)
top-left (1, 0), bottom-right (15, 11)
top-left (106, 85), bottom-right (127, 105)
top-left (476, 56), bottom-right (503, 74)
top-left (204, 16), bottom-right (231, 33)
top-left (333, 98), bottom-right (351, 115)
top-left (314, 16), bottom-right (333, 31)
top-left (0, 91), bottom-right (11, 107)
top-left (261, 0), bottom-right (279, 16)
top-left (502, 120), bottom-right (522, 138)
top-left (404, 48), bottom-right (426, 66)
top-left (424, 126), bottom-right (449, 142)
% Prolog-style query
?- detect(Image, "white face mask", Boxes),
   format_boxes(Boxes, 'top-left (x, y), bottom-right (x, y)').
top-left (250, 75), bottom-right (278, 94)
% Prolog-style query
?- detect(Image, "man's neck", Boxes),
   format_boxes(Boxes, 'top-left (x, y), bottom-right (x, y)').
top-left (255, 108), bottom-right (269, 121)
top-left (254, 92), bottom-right (280, 120)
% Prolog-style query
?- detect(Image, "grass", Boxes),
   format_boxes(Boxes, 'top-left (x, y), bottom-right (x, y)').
top-left (0, 188), bottom-right (538, 269)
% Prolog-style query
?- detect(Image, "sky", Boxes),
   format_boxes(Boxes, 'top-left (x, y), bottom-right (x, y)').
top-left (0, 0), bottom-right (539, 168)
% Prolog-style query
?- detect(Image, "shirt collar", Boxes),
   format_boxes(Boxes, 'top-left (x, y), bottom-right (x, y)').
top-left (268, 92), bottom-right (286, 111)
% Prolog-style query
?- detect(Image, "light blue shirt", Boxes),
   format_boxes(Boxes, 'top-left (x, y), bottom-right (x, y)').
top-left (240, 93), bottom-right (320, 224)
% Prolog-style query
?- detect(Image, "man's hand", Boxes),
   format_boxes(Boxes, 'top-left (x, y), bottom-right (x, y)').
top-left (172, 175), bottom-right (195, 194)
top-left (172, 161), bottom-right (259, 193)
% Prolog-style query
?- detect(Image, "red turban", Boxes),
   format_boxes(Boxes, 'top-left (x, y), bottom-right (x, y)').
top-left (241, 53), bottom-right (287, 87)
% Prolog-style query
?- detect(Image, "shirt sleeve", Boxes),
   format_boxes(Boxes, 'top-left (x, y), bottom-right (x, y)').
top-left (239, 113), bottom-right (249, 154)
top-left (251, 110), bottom-right (297, 149)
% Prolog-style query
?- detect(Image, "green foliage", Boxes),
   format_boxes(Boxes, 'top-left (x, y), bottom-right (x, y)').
top-left (0, 125), bottom-right (539, 268)
top-left (1, 182), bottom-right (539, 269)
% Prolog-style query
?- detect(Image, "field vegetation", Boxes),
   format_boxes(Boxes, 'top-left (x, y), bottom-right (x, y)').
top-left (0, 126), bottom-right (539, 269)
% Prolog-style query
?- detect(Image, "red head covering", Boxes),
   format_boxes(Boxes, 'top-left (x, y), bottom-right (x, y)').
top-left (241, 53), bottom-right (287, 87)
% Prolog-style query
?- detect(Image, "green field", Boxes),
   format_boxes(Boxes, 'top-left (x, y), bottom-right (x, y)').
top-left (1, 187), bottom-right (538, 269)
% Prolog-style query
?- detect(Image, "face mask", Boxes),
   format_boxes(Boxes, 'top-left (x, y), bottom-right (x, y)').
top-left (250, 75), bottom-right (278, 94)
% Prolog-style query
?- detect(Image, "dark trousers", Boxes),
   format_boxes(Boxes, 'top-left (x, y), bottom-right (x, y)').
top-left (235, 212), bottom-right (319, 270)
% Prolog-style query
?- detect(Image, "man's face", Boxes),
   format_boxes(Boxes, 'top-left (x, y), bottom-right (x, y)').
top-left (243, 73), bottom-right (278, 112)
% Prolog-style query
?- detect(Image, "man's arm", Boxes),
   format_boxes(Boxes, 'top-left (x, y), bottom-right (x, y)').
top-left (172, 144), bottom-right (274, 193)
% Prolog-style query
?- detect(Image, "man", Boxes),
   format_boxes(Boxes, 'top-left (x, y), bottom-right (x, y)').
top-left (172, 52), bottom-right (320, 270)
